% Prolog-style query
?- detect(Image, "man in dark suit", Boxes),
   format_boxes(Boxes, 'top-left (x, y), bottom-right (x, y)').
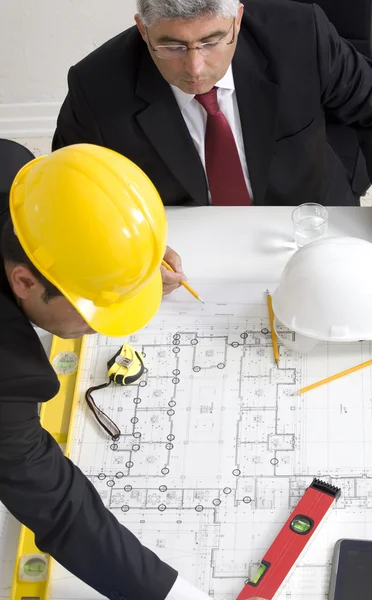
top-left (53, 0), bottom-right (372, 210)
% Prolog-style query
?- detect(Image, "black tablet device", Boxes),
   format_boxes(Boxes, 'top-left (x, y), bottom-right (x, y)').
top-left (329, 539), bottom-right (372, 600)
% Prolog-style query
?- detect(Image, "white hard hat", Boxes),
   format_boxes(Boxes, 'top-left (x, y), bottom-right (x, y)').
top-left (272, 237), bottom-right (372, 352)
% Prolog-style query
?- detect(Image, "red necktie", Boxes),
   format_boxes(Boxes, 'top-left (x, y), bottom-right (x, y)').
top-left (194, 87), bottom-right (252, 206)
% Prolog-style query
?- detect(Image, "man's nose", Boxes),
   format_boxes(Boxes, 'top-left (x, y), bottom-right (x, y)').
top-left (184, 48), bottom-right (205, 76)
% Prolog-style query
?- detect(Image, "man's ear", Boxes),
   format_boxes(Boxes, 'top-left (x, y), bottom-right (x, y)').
top-left (7, 264), bottom-right (40, 300)
top-left (236, 3), bottom-right (245, 31)
top-left (134, 14), bottom-right (147, 42)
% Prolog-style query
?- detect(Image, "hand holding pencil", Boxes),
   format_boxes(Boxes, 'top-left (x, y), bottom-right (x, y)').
top-left (161, 246), bottom-right (203, 303)
top-left (161, 246), bottom-right (185, 296)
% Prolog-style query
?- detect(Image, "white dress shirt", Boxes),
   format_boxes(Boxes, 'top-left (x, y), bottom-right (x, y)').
top-left (170, 65), bottom-right (253, 201)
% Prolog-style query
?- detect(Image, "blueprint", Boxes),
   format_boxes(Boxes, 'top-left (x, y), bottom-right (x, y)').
top-left (4, 282), bottom-right (372, 600)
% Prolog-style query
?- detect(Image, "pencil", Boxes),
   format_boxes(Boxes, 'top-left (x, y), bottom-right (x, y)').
top-left (161, 259), bottom-right (204, 303)
top-left (266, 290), bottom-right (280, 367)
top-left (292, 358), bottom-right (372, 396)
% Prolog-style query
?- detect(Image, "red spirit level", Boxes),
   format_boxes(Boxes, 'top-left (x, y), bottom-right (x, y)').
top-left (237, 478), bottom-right (341, 600)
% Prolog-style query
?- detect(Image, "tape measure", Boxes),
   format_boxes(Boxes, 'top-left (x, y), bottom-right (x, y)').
top-left (85, 343), bottom-right (145, 440)
top-left (237, 478), bottom-right (341, 600)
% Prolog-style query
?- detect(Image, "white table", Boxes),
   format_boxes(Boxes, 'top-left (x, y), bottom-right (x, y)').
top-left (1, 206), bottom-right (372, 599)
top-left (166, 206), bottom-right (372, 282)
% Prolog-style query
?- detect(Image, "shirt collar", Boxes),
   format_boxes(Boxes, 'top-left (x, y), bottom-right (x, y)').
top-left (170, 64), bottom-right (235, 111)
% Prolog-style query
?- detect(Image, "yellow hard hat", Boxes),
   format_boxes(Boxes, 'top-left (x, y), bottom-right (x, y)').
top-left (10, 144), bottom-right (167, 337)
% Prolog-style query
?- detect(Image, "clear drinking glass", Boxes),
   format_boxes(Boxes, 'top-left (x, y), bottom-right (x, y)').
top-left (292, 203), bottom-right (328, 247)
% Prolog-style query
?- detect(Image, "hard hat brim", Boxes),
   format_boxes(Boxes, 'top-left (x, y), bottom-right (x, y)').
top-left (71, 270), bottom-right (163, 338)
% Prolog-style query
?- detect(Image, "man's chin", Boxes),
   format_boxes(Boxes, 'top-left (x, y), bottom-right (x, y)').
top-left (180, 80), bottom-right (213, 95)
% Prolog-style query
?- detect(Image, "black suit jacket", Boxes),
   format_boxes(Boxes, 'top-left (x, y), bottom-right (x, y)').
top-left (53, 0), bottom-right (372, 206)
top-left (0, 206), bottom-right (177, 599)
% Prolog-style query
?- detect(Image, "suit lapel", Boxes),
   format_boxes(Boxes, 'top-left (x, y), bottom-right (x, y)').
top-left (135, 30), bottom-right (279, 207)
top-left (135, 48), bottom-right (208, 205)
top-left (233, 30), bottom-right (279, 205)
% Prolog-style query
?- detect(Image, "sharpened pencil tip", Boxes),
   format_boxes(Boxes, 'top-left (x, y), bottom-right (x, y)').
top-left (198, 297), bottom-right (204, 304)
top-left (275, 359), bottom-right (280, 368)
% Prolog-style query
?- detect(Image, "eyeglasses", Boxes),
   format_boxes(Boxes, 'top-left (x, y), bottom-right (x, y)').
top-left (146, 18), bottom-right (235, 60)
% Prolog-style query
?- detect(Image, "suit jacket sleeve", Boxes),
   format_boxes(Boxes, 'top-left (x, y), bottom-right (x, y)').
top-left (52, 67), bottom-right (104, 150)
top-left (314, 4), bottom-right (372, 181)
top-left (0, 302), bottom-right (177, 600)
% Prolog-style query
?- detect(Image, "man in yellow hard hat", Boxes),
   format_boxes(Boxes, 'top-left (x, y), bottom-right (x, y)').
top-left (0, 144), bottom-right (269, 600)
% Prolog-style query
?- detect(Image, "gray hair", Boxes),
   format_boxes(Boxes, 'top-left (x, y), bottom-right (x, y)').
top-left (137, 0), bottom-right (240, 27)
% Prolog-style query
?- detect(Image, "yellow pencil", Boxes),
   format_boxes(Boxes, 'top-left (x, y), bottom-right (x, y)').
top-left (292, 358), bottom-right (372, 396)
top-left (266, 290), bottom-right (280, 367)
top-left (161, 259), bottom-right (204, 303)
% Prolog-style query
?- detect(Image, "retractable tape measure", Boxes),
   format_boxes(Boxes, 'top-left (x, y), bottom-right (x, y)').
top-left (237, 478), bottom-right (341, 600)
top-left (85, 343), bottom-right (145, 440)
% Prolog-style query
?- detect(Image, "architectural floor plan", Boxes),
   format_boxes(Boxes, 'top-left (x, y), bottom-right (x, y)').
top-left (47, 284), bottom-right (372, 600)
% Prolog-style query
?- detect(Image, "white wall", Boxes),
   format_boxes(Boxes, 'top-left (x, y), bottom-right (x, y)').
top-left (0, 0), bottom-right (137, 137)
